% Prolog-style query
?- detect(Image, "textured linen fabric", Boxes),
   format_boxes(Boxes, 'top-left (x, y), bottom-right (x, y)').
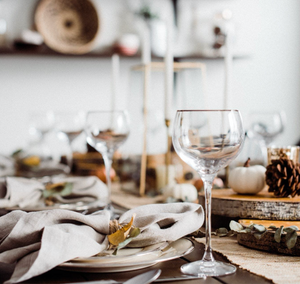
top-left (0, 176), bottom-right (108, 208)
top-left (0, 203), bottom-right (204, 283)
top-left (196, 236), bottom-right (300, 284)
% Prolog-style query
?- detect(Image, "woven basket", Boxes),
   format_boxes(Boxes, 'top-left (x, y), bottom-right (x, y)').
top-left (35, 0), bottom-right (99, 54)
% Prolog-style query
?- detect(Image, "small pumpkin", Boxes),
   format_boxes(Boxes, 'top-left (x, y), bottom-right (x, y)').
top-left (228, 158), bottom-right (266, 195)
top-left (163, 183), bottom-right (198, 202)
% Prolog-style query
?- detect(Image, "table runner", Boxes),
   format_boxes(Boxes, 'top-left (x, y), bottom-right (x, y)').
top-left (195, 236), bottom-right (300, 284)
top-left (111, 183), bottom-right (165, 209)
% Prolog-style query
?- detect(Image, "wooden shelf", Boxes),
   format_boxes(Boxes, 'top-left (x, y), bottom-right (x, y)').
top-left (0, 44), bottom-right (249, 61)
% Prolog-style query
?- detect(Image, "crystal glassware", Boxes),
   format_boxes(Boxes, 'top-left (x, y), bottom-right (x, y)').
top-left (55, 111), bottom-right (85, 172)
top-left (172, 110), bottom-right (245, 277)
top-left (85, 110), bottom-right (130, 215)
top-left (27, 110), bottom-right (55, 160)
top-left (247, 111), bottom-right (285, 165)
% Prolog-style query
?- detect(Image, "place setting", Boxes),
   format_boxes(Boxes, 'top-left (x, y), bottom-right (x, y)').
top-left (1, 1), bottom-right (300, 284)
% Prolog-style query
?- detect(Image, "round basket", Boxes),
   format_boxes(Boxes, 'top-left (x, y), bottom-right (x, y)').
top-left (35, 0), bottom-right (99, 54)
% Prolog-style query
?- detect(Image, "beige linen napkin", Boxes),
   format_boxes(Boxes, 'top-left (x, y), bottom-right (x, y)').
top-left (0, 155), bottom-right (15, 177)
top-left (0, 203), bottom-right (204, 284)
top-left (0, 176), bottom-right (108, 208)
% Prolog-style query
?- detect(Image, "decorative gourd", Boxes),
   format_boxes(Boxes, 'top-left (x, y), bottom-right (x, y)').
top-left (163, 183), bottom-right (198, 202)
top-left (228, 158), bottom-right (266, 194)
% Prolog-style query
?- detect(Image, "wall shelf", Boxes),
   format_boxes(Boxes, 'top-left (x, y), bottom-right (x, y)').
top-left (0, 44), bottom-right (249, 61)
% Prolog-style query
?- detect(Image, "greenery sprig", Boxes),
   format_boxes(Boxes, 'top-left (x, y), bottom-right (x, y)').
top-left (218, 221), bottom-right (299, 249)
top-left (192, 221), bottom-right (299, 250)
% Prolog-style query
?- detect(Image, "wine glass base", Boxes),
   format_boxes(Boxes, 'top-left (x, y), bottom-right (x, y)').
top-left (181, 260), bottom-right (236, 277)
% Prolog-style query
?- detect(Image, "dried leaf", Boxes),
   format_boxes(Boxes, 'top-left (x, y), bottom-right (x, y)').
top-left (227, 230), bottom-right (236, 237)
top-left (215, 227), bottom-right (229, 237)
top-left (283, 226), bottom-right (299, 233)
top-left (129, 227), bottom-right (140, 238)
top-left (22, 156), bottom-right (40, 167)
top-left (43, 182), bottom-right (73, 198)
top-left (108, 214), bottom-right (136, 246)
top-left (254, 233), bottom-right (263, 239)
top-left (268, 225), bottom-right (277, 230)
top-left (238, 229), bottom-right (250, 233)
top-left (285, 230), bottom-right (298, 249)
top-left (229, 220), bottom-right (244, 232)
top-left (245, 228), bottom-right (252, 233)
top-left (274, 226), bottom-right (284, 243)
top-left (253, 224), bottom-right (266, 233)
top-left (112, 238), bottom-right (134, 255)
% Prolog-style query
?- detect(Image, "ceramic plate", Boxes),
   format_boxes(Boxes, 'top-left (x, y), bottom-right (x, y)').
top-left (58, 238), bottom-right (194, 273)
top-left (6, 199), bottom-right (107, 212)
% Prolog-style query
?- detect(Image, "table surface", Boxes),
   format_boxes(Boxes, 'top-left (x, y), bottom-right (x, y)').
top-left (0, 239), bottom-right (272, 284)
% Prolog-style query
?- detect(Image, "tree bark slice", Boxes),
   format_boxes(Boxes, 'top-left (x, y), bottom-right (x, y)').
top-left (237, 231), bottom-right (300, 256)
top-left (199, 187), bottom-right (300, 220)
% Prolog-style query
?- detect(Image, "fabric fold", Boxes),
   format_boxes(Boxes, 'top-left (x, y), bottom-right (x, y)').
top-left (0, 202), bottom-right (204, 283)
top-left (0, 176), bottom-right (108, 209)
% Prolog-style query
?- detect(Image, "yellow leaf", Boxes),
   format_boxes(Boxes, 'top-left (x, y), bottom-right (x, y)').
top-left (45, 182), bottom-right (67, 191)
top-left (108, 214), bottom-right (136, 246)
top-left (22, 156), bottom-right (40, 167)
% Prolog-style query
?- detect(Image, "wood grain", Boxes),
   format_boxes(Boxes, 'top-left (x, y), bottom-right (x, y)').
top-left (199, 187), bottom-right (300, 220)
top-left (237, 231), bottom-right (300, 256)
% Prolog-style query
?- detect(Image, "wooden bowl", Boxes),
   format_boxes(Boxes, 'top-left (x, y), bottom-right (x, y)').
top-left (35, 0), bottom-right (99, 54)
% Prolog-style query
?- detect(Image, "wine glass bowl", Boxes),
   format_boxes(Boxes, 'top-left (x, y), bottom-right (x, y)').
top-left (172, 110), bottom-right (245, 277)
top-left (247, 111), bottom-right (285, 165)
top-left (29, 110), bottom-right (55, 140)
top-left (85, 110), bottom-right (130, 215)
top-left (55, 111), bottom-right (85, 143)
top-left (55, 111), bottom-right (86, 172)
top-left (27, 110), bottom-right (55, 161)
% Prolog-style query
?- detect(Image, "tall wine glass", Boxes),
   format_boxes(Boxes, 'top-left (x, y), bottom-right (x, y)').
top-left (173, 110), bottom-right (245, 277)
top-left (55, 111), bottom-right (85, 172)
top-left (85, 110), bottom-right (130, 215)
top-left (247, 111), bottom-right (285, 165)
top-left (28, 110), bottom-right (55, 160)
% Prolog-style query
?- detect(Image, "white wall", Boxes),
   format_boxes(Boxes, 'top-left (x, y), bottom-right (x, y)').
top-left (0, 0), bottom-right (300, 158)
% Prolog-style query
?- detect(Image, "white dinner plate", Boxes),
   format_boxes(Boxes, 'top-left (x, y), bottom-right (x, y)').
top-left (5, 199), bottom-right (107, 212)
top-left (58, 238), bottom-right (194, 273)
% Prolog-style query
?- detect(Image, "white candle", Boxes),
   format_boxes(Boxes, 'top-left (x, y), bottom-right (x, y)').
top-left (111, 53), bottom-right (120, 111)
top-left (164, 19), bottom-right (173, 121)
top-left (224, 24), bottom-right (234, 110)
top-left (142, 22), bottom-right (151, 65)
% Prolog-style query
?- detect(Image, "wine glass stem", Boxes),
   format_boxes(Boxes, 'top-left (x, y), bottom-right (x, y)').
top-left (67, 140), bottom-right (74, 173)
top-left (103, 151), bottom-right (114, 207)
top-left (259, 141), bottom-right (268, 166)
top-left (202, 174), bottom-right (216, 262)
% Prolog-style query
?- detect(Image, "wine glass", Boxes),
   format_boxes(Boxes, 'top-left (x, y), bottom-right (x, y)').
top-left (172, 110), bottom-right (245, 277)
top-left (28, 110), bottom-right (55, 160)
top-left (85, 110), bottom-right (130, 215)
top-left (247, 111), bottom-right (285, 165)
top-left (55, 111), bottom-right (85, 172)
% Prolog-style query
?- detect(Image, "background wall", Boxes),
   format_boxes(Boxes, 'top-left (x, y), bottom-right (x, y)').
top-left (0, 0), bottom-right (300, 161)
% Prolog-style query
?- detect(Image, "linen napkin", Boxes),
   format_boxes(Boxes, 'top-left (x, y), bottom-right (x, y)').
top-left (0, 202), bottom-right (204, 284)
top-left (0, 176), bottom-right (108, 209)
top-left (0, 155), bottom-right (15, 177)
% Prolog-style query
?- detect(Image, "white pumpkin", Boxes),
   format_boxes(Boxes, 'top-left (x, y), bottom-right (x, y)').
top-left (163, 183), bottom-right (198, 202)
top-left (228, 158), bottom-right (266, 194)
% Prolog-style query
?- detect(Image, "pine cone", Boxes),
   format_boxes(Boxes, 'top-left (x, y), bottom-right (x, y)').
top-left (266, 158), bottom-right (300, 197)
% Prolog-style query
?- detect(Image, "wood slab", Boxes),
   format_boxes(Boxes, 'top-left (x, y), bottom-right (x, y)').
top-left (198, 187), bottom-right (300, 220)
top-left (236, 222), bottom-right (300, 256)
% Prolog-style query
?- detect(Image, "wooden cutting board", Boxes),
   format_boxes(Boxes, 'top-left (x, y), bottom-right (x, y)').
top-left (198, 187), bottom-right (300, 221)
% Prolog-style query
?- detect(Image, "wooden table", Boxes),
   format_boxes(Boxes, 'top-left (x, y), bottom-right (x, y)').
top-left (0, 239), bottom-right (272, 284)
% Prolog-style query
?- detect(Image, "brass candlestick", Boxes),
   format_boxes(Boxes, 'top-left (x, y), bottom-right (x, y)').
top-left (165, 118), bottom-right (171, 188)
top-left (139, 63), bottom-right (151, 196)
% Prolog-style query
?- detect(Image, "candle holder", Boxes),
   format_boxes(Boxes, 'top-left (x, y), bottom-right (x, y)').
top-left (120, 61), bottom-right (208, 196)
top-left (267, 146), bottom-right (300, 165)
